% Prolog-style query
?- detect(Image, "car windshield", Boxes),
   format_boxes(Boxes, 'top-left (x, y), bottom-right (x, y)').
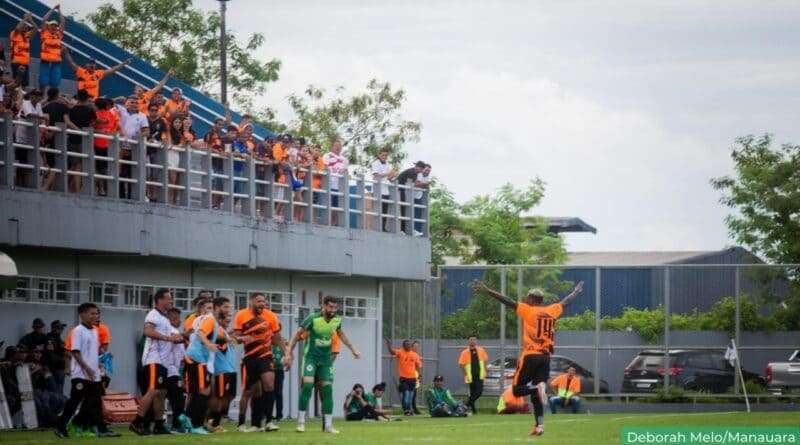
top-left (629, 354), bottom-right (666, 368)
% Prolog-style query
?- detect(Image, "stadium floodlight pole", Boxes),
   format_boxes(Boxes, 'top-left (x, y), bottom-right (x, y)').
top-left (219, 0), bottom-right (230, 104)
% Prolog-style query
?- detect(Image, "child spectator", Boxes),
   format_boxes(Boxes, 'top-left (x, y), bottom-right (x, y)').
top-left (166, 117), bottom-right (186, 205)
top-left (93, 97), bottom-right (119, 196)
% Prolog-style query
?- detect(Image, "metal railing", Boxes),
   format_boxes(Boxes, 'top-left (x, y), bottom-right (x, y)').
top-left (0, 114), bottom-right (430, 236)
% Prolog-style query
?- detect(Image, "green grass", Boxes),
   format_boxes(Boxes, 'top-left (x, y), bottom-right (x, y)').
top-left (2, 412), bottom-right (798, 445)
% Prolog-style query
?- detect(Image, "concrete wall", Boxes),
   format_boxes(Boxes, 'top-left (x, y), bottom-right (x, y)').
top-left (1, 189), bottom-right (431, 281)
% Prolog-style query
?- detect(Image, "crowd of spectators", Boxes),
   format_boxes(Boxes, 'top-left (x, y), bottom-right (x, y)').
top-left (1, 5), bottom-right (432, 231)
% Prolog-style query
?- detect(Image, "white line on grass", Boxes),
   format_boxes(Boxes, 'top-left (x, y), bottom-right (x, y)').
top-left (612, 411), bottom-right (740, 421)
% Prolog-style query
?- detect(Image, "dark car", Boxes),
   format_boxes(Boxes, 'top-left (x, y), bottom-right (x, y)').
top-left (485, 354), bottom-right (610, 394)
top-left (622, 349), bottom-right (765, 394)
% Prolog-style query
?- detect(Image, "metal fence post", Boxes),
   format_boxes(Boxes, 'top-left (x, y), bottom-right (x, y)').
top-left (392, 182), bottom-right (401, 234)
top-left (663, 266), bottom-right (671, 391)
top-left (204, 151), bottom-right (213, 209)
top-left (247, 157), bottom-right (256, 217)
top-left (30, 118), bottom-right (41, 189)
top-left (264, 169), bottom-right (274, 219)
top-left (223, 155), bottom-right (232, 212)
top-left (356, 176), bottom-right (365, 230)
top-left (304, 170), bottom-right (313, 224)
top-left (734, 266), bottom-right (741, 395)
top-left (323, 173), bottom-right (332, 226)
top-left (83, 128), bottom-right (95, 196)
top-left (286, 175), bottom-right (294, 223)
top-left (179, 147), bottom-right (190, 206)
top-left (594, 267), bottom-right (601, 395)
top-left (500, 267), bottom-right (507, 393)
top-left (56, 122), bottom-right (68, 192)
top-left (343, 172), bottom-right (352, 229)
top-left (158, 145), bottom-right (169, 204)
top-left (135, 137), bottom-right (147, 202)
top-left (422, 190), bottom-right (430, 237)
top-left (108, 134), bottom-right (120, 199)
top-left (1, 113), bottom-right (12, 187)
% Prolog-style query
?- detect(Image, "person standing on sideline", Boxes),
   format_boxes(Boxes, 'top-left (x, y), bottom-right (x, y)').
top-left (45, 320), bottom-right (67, 394)
top-left (271, 338), bottom-right (286, 421)
top-left (37, 4), bottom-right (65, 92)
top-left (129, 289), bottom-right (185, 435)
top-left (54, 303), bottom-right (120, 438)
top-left (384, 338), bottom-right (421, 416)
top-left (284, 296), bottom-right (362, 434)
top-left (472, 280), bottom-right (584, 437)
top-left (459, 335), bottom-right (488, 414)
top-left (548, 367), bottom-right (581, 414)
top-left (411, 340), bottom-right (422, 414)
top-left (165, 308), bottom-right (189, 433)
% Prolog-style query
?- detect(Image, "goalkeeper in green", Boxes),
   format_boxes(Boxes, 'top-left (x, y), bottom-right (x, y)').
top-left (283, 296), bottom-right (361, 434)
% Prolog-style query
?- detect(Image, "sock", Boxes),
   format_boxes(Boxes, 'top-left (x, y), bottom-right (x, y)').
top-left (531, 394), bottom-right (544, 426)
top-left (154, 419), bottom-right (165, 430)
top-left (191, 394), bottom-right (209, 428)
top-left (297, 410), bottom-right (306, 425)
top-left (250, 395), bottom-right (263, 427)
top-left (211, 412), bottom-right (222, 427)
top-left (238, 400), bottom-right (246, 426)
top-left (298, 382), bottom-right (314, 411)
top-left (262, 391), bottom-right (275, 424)
top-left (323, 414), bottom-right (332, 429)
top-left (321, 385), bottom-right (333, 415)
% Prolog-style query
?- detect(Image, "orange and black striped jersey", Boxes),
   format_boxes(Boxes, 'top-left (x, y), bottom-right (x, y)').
top-left (233, 308), bottom-right (281, 358)
top-left (516, 302), bottom-right (563, 356)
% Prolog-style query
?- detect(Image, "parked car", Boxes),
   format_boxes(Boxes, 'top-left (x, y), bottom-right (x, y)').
top-left (485, 354), bottom-right (610, 394)
top-left (622, 349), bottom-right (765, 394)
top-left (766, 350), bottom-right (800, 395)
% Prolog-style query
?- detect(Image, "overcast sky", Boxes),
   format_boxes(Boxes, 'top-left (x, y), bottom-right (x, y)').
top-left (65, 0), bottom-right (800, 252)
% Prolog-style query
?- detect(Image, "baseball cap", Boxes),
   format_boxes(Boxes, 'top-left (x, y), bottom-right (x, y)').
top-left (32, 318), bottom-right (45, 328)
top-left (433, 374), bottom-right (444, 382)
top-left (51, 320), bottom-right (66, 329)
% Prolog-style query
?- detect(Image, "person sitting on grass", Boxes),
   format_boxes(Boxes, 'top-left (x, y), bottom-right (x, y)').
top-left (548, 367), bottom-right (581, 414)
top-left (344, 383), bottom-right (389, 421)
top-left (425, 375), bottom-right (467, 418)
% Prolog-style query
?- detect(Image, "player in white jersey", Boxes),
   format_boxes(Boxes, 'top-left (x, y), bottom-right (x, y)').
top-left (130, 289), bottom-right (184, 435)
top-left (55, 303), bottom-right (120, 438)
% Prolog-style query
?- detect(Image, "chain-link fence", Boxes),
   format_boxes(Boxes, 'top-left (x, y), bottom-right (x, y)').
top-left (383, 264), bottom-right (800, 408)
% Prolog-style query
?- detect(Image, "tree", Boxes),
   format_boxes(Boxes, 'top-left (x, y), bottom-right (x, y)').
top-left (84, 0), bottom-right (280, 106)
top-left (286, 80), bottom-right (422, 169)
top-left (711, 134), bottom-right (800, 265)
top-left (428, 184), bottom-right (467, 275)
top-left (437, 180), bottom-right (571, 338)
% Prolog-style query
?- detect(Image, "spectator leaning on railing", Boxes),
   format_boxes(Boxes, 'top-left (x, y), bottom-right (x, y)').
top-left (115, 95), bottom-right (149, 199)
top-left (371, 149), bottom-right (398, 232)
top-left (64, 89), bottom-right (97, 194)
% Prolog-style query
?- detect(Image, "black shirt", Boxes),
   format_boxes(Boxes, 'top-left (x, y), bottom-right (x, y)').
top-left (396, 167), bottom-right (418, 187)
top-left (148, 117), bottom-right (168, 142)
top-left (18, 331), bottom-right (48, 352)
top-left (470, 348), bottom-right (480, 382)
top-left (45, 331), bottom-right (66, 371)
top-left (43, 101), bottom-right (70, 125)
top-left (67, 103), bottom-right (97, 146)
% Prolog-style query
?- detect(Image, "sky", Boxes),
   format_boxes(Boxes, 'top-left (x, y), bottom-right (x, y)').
top-left (64, 0), bottom-right (800, 252)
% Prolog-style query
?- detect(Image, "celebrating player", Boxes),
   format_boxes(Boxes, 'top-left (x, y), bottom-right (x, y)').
top-left (208, 297), bottom-right (237, 432)
top-left (232, 292), bottom-right (284, 432)
top-left (183, 298), bottom-right (217, 434)
top-left (472, 279), bottom-right (584, 437)
top-left (284, 296), bottom-right (362, 434)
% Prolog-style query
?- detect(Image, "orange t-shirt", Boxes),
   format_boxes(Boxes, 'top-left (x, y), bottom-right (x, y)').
top-left (458, 346), bottom-right (488, 366)
top-left (10, 30), bottom-right (32, 65)
top-left (271, 143), bottom-right (287, 183)
top-left (164, 98), bottom-right (189, 121)
top-left (94, 109), bottom-right (118, 149)
top-left (516, 302), bottom-right (563, 356)
top-left (97, 323), bottom-right (111, 346)
top-left (75, 68), bottom-right (106, 99)
top-left (138, 91), bottom-right (154, 114)
top-left (393, 348), bottom-right (421, 379)
top-left (233, 308), bottom-right (281, 358)
top-left (40, 29), bottom-right (63, 63)
top-left (551, 373), bottom-right (581, 394)
top-left (332, 331), bottom-right (341, 354)
top-left (183, 313), bottom-right (198, 333)
top-left (311, 157), bottom-right (325, 190)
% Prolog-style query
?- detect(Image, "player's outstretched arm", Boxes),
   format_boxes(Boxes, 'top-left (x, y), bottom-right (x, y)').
top-left (384, 337), bottom-right (395, 355)
top-left (558, 281), bottom-right (585, 307)
top-left (472, 280), bottom-right (518, 310)
top-left (337, 328), bottom-right (361, 359)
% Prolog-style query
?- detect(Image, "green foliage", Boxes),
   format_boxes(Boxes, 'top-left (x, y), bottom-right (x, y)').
top-left (285, 81), bottom-right (422, 169)
top-left (85, 0), bottom-right (280, 106)
top-left (711, 134), bottom-right (800, 265)
top-left (650, 386), bottom-right (689, 403)
top-left (551, 296), bottom-right (799, 344)
top-left (428, 184), bottom-right (467, 275)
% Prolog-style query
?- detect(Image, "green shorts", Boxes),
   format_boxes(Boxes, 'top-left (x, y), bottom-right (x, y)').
top-left (302, 357), bottom-right (334, 382)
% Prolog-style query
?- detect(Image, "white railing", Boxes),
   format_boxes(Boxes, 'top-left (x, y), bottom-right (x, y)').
top-left (0, 114), bottom-right (430, 236)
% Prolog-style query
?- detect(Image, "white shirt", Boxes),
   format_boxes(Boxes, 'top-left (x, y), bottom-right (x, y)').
top-left (69, 324), bottom-right (101, 382)
top-left (415, 172), bottom-right (431, 200)
top-left (322, 152), bottom-right (349, 190)
top-left (371, 159), bottom-right (392, 197)
top-left (141, 309), bottom-right (174, 366)
top-left (166, 325), bottom-right (185, 377)
top-left (15, 100), bottom-right (44, 142)
top-left (115, 104), bottom-right (149, 140)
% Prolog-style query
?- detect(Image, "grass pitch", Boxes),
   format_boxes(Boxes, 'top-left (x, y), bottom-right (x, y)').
top-left (1, 411), bottom-right (798, 444)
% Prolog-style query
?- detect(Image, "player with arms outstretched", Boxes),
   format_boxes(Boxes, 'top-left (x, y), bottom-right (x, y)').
top-left (283, 296), bottom-right (362, 434)
top-left (472, 280), bottom-right (584, 437)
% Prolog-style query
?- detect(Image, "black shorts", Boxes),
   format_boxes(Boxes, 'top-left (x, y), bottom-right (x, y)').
top-left (513, 353), bottom-right (550, 388)
top-left (398, 377), bottom-right (417, 393)
top-left (214, 373), bottom-right (237, 398)
top-left (141, 363), bottom-right (168, 391)
top-left (184, 361), bottom-right (211, 393)
top-left (242, 355), bottom-right (274, 388)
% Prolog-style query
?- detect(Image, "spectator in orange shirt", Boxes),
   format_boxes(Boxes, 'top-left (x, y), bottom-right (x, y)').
top-left (134, 68), bottom-right (174, 113)
top-left (384, 338), bottom-right (421, 416)
top-left (164, 88), bottom-right (190, 123)
top-left (64, 49), bottom-right (131, 99)
top-left (10, 12), bottom-right (36, 87)
top-left (93, 97), bottom-right (119, 196)
top-left (95, 313), bottom-right (112, 391)
top-left (37, 4), bottom-right (64, 92)
top-left (271, 136), bottom-right (290, 221)
top-left (548, 367), bottom-right (581, 414)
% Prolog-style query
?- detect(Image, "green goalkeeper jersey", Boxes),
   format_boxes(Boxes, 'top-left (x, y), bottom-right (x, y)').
top-left (301, 312), bottom-right (342, 364)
